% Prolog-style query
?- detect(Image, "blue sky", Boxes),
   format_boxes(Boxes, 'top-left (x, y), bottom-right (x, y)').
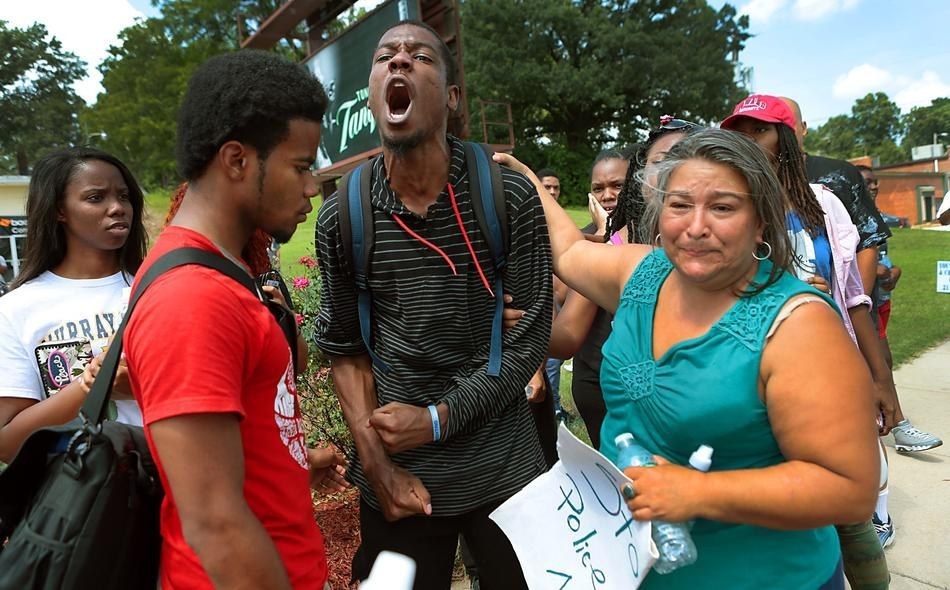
top-left (7, 0), bottom-right (950, 130)
top-left (718, 0), bottom-right (950, 125)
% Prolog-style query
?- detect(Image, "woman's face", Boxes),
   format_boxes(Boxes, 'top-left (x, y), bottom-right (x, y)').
top-left (659, 158), bottom-right (763, 290)
top-left (58, 159), bottom-right (134, 255)
top-left (589, 157), bottom-right (629, 214)
top-left (642, 131), bottom-right (688, 200)
top-left (729, 118), bottom-right (780, 158)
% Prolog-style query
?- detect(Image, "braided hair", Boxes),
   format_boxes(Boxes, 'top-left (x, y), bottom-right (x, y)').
top-left (607, 127), bottom-right (696, 243)
top-left (165, 182), bottom-right (273, 276)
top-left (775, 124), bottom-right (825, 234)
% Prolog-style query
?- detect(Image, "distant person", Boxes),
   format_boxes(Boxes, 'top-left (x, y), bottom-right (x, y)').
top-left (533, 168), bottom-right (570, 421)
top-left (315, 21), bottom-right (551, 589)
top-left (537, 168), bottom-right (561, 201)
top-left (857, 165), bottom-right (942, 452)
top-left (124, 50), bottom-right (334, 589)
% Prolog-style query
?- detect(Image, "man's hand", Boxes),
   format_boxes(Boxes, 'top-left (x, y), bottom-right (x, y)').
top-left (307, 446), bottom-right (349, 495)
top-left (367, 462), bottom-right (432, 521)
top-left (369, 402), bottom-right (436, 454)
top-left (526, 369), bottom-right (546, 404)
top-left (874, 380), bottom-right (899, 435)
top-left (880, 265), bottom-right (901, 291)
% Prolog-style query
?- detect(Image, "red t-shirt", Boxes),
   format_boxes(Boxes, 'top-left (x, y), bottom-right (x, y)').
top-left (125, 227), bottom-right (327, 589)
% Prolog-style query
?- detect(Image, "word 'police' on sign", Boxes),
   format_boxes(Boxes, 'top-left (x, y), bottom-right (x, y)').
top-left (490, 424), bottom-right (658, 589)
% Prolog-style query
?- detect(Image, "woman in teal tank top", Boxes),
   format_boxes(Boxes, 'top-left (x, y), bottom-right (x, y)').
top-left (495, 129), bottom-right (879, 589)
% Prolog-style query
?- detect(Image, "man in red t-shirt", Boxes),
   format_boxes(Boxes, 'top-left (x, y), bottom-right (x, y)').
top-left (125, 51), bottom-right (333, 589)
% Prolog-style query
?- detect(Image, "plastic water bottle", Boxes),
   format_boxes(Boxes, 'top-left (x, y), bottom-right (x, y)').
top-left (615, 433), bottom-right (698, 574)
top-left (686, 445), bottom-right (714, 530)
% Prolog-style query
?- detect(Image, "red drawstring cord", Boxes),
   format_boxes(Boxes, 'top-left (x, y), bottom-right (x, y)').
top-left (447, 183), bottom-right (495, 297)
top-left (390, 214), bottom-right (457, 275)
top-left (389, 183), bottom-right (495, 297)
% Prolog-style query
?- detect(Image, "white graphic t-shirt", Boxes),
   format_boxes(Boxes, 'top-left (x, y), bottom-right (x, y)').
top-left (0, 270), bottom-right (142, 425)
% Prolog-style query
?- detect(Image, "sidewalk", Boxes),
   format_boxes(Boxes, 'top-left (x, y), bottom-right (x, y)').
top-left (876, 339), bottom-right (950, 590)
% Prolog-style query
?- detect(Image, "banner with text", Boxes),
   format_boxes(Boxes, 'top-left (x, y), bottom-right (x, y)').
top-left (304, 0), bottom-right (420, 170)
top-left (490, 424), bottom-right (658, 589)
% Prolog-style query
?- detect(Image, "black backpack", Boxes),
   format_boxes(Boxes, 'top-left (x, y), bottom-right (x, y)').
top-left (0, 247), bottom-right (289, 589)
top-left (335, 141), bottom-right (510, 376)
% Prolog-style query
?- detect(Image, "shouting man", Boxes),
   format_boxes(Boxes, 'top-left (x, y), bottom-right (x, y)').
top-left (315, 20), bottom-right (552, 589)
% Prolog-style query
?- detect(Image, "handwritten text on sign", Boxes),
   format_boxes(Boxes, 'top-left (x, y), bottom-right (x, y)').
top-left (490, 424), bottom-right (658, 589)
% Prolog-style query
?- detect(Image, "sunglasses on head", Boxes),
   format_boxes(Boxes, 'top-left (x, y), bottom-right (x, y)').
top-left (658, 114), bottom-right (701, 130)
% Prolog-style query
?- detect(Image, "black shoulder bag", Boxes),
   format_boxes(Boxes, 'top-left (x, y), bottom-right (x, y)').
top-left (0, 247), bottom-right (290, 589)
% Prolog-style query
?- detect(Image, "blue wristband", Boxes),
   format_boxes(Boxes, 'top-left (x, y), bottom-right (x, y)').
top-left (428, 404), bottom-right (441, 442)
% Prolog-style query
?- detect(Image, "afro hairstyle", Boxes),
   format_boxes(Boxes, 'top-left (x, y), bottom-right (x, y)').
top-left (176, 49), bottom-right (329, 181)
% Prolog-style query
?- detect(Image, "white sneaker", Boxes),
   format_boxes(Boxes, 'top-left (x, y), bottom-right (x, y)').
top-left (892, 419), bottom-right (943, 453)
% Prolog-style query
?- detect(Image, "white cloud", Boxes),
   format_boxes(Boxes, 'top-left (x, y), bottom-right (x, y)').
top-left (894, 71), bottom-right (950, 112)
top-left (831, 64), bottom-right (950, 112)
top-left (4, 0), bottom-right (144, 104)
top-left (792, 0), bottom-right (861, 20)
top-left (832, 64), bottom-right (893, 99)
top-left (738, 0), bottom-right (788, 23)
top-left (741, 0), bottom-right (860, 23)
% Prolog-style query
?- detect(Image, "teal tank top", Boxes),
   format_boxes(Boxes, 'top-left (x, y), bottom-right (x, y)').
top-left (600, 250), bottom-right (840, 590)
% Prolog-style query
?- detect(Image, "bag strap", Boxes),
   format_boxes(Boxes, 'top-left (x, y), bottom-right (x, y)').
top-left (79, 247), bottom-right (264, 427)
top-left (337, 162), bottom-right (391, 373)
top-left (463, 141), bottom-right (508, 377)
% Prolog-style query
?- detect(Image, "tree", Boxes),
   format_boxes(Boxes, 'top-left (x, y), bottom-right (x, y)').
top-left (804, 92), bottom-right (905, 165)
top-left (461, 0), bottom-right (749, 204)
top-left (903, 97), bottom-right (950, 149)
top-left (83, 0), bottom-right (311, 188)
top-left (0, 21), bottom-right (86, 174)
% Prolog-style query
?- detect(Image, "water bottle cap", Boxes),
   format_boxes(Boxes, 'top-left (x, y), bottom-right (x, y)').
top-left (614, 432), bottom-right (635, 446)
top-left (361, 551), bottom-right (416, 590)
top-left (688, 444), bottom-right (714, 472)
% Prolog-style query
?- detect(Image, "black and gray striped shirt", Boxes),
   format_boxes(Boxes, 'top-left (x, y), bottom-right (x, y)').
top-left (314, 136), bottom-right (553, 516)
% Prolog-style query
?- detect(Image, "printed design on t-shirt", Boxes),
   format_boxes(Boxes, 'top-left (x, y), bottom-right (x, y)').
top-left (786, 217), bottom-right (817, 281)
top-left (35, 311), bottom-right (125, 419)
top-left (274, 361), bottom-right (308, 469)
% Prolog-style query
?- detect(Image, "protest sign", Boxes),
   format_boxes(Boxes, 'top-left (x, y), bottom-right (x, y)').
top-left (490, 424), bottom-right (658, 589)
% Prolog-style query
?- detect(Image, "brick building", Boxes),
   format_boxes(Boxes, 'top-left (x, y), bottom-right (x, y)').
top-left (849, 153), bottom-right (949, 225)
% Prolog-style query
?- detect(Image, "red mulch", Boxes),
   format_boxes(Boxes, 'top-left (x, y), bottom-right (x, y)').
top-left (313, 488), bottom-right (361, 589)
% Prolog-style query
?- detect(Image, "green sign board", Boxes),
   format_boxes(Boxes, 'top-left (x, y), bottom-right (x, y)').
top-left (306, 0), bottom-right (420, 169)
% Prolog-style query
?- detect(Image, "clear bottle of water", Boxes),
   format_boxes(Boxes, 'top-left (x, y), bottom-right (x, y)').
top-left (615, 433), bottom-right (698, 574)
top-left (686, 445), bottom-right (714, 531)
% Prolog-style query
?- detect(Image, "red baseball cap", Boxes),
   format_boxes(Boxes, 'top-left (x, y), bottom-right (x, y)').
top-left (720, 94), bottom-right (797, 132)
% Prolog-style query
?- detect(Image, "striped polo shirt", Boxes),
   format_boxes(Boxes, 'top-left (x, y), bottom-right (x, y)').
top-left (314, 135), bottom-right (553, 516)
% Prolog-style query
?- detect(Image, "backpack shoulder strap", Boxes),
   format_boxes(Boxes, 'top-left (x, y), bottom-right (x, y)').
top-left (462, 141), bottom-right (509, 377)
top-left (336, 161), bottom-right (391, 373)
top-left (79, 247), bottom-right (263, 426)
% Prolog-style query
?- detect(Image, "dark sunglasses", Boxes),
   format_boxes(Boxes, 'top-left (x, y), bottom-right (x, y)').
top-left (658, 114), bottom-right (702, 131)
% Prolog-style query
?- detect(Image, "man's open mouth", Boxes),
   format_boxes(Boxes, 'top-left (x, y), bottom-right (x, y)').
top-left (385, 78), bottom-right (413, 124)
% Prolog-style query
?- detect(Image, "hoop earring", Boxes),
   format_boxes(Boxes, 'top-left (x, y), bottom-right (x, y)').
top-left (752, 241), bottom-right (772, 261)
top-left (654, 234), bottom-right (662, 247)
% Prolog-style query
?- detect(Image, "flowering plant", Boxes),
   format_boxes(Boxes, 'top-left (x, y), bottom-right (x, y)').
top-left (288, 253), bottom-right (353, 454)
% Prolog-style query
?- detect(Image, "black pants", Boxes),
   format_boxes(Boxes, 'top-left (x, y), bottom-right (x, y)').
top-left (352, 498), bottom-right (528, 590)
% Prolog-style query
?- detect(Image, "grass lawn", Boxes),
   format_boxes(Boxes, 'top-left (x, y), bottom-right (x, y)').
top-left (881, 228), bottom-right (950, 366)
